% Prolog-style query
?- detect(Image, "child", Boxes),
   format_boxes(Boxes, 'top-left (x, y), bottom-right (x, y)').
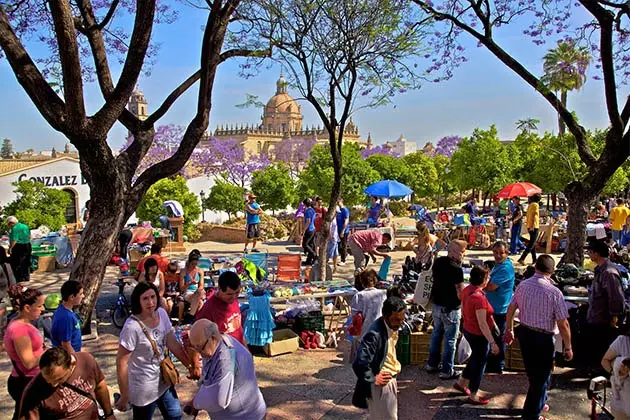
top-left (164, 262), bottom-right (185, 321)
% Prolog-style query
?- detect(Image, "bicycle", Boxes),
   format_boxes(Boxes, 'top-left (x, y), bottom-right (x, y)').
top-left (111, 278), bottom-right (132, 329)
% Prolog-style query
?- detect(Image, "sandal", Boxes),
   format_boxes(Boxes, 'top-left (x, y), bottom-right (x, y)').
top-left (466, 396), bottom-right (490, 405)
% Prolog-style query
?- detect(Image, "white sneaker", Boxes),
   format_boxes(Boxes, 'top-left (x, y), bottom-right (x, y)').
top-left (337, 261), bottom-right (346, 266)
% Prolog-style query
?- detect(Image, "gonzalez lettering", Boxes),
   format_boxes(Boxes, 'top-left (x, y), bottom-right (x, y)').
top-left (17, 173), bottom-right (86, 186)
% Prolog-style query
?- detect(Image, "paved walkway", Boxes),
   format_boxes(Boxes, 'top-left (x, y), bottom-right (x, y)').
top-left (0, 237), bottom-right (605, 419)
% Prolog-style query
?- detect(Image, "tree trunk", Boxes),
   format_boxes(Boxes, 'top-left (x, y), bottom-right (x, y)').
top-left (558, 90), bottom-right (567, 137)
top-left (552, 193), bottom-right (557, 212)
top-left (563, 182), bottom-right (595, 266)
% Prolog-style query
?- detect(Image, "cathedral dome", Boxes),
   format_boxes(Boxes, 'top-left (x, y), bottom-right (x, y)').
top-left (265, 72), bottom-right (300, 114)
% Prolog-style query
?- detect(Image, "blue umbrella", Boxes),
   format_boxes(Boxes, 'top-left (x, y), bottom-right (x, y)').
top-left (364, 180), bottom-right (413, 198)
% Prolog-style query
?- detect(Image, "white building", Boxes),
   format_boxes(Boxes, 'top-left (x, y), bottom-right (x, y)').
top-left (386, 134), bottom-right (417, 156)
top-left (0, 156), bottom-right (228, 226)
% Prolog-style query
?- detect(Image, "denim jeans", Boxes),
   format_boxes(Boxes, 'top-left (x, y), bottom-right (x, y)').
top-left (510, 223), bottom-right (523, 254)
top-left (461, 330), bottom-right (490, 393)
top-left (487, 313), bottom-right (507, 372)
top-left (516, 325), bottom-right (555, 420)
top-left (132, 387), bottom-right (182, 420)
top-left (612, 229), bottom-right (622, 246)
top-left (428, 304), bottom-right (461, 375)
top-left (519, 229), bottom-right (539, 263)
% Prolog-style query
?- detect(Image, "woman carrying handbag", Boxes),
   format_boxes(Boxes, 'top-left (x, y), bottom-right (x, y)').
top-left (116, 282), bottom-right (195, 419)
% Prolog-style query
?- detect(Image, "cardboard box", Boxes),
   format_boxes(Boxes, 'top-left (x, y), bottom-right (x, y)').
top-left (264, 329), bottom-right (300, 357)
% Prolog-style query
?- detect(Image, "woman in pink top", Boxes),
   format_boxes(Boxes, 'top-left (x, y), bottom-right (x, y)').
top-left (3, 285), bottom-right (45, 419)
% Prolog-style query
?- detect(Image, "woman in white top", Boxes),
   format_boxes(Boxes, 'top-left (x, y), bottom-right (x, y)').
top-left (142, 258), bottom-right (166, 310)
top-left (116, 282), bottom-right (194, 419)
top-left (602, 332), bottom-right (630, 419)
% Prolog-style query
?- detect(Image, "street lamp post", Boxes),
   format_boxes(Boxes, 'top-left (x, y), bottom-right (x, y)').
top-left (199, 190), bottom-right (206, 222)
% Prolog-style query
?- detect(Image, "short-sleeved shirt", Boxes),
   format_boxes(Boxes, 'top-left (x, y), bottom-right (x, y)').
top-left (336, 207), bottom-right (351, 235)
top-left (367, 204), bottom-right (382, 221)
top-left (51, 305), bottom-right (82, 352)
top-left (350, 230), bottom-right (383, 253)
top-left (119, 308), bottom-right (172, 407)
top-left (246, 202), bottom-right (261, 225)
top-left (486, 259), bottom-right (515, 315)
top-left (314, 207), bottom-right (327, 232)
top-left (462, 284), bottom-right (495, 336)
top-left (196, 293), bottom-right (246, 345)
top-left (511, 203), bottom-right (523, 226)
top-left (19, 352), bottom-right (104, 420)
top-left (350, 287), bottom-right (387, 339)
top-left (510, 273), bottom-right (568, 333)
top-left (9, 222), bottom-right (31, 244)
top-left (3, 320), bottom-right (44, 377)
top-left (526, 202), bottom-right (539, 230)
top-left (136, 254), bottom-right (170, 274)
top-left (430, 256), bottom-right (464, 311)
top-left (609, 335), bottom-right (630, 358)
top-left (588, 260), bottom-right (626, 325)
top-left (610, 205), bottom-right (630, 231)
top-left (304, 207), bottom-right (316, 232)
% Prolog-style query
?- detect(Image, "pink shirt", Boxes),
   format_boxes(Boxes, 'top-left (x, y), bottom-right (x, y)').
top-left (3, 320), bottom-right (44, 377)
top-left (350, 230), bottom-right (383, 253)
top-left (510, 274), bottom-right (569, 334)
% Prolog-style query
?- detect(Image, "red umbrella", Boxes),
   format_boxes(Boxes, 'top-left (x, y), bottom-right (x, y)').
top-left (497, 182), bottom-right (542, 199)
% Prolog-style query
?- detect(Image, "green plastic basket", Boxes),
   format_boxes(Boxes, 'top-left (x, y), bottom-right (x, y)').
top-left (396, 332), bottom-right (411, 365)
top-left (294, 311), bottom-right (325, 334)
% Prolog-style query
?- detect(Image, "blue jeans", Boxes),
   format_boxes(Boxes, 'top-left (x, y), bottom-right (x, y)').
top-left (487, 313), bottom-right (507, 372)
top-left (132, 387), bottom-right (182, 420)
top-left (461, 330), bottom-right (490, 393)
top-left (516, 325), bottom-right (555, 420)
top-left (613, 229), bottom-right (622, 245)
top-left (428, 304), bottom-right (461, 375)
top-left (510, 223), bottom-right (523, 254)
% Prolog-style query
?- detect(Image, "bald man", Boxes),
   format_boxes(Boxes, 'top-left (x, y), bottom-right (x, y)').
top-left (186, 320), bottom-right (266, 420)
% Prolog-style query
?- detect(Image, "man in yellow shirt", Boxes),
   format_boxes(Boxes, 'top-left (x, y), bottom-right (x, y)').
top-left (609, 198), bottom-right (630, 245)
top-left (518, 193), bottom-right (541, 265)
top-left (353, 296), bottom-right (406, 420)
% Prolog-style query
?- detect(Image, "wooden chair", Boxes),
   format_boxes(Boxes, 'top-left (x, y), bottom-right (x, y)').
top-left (275, 254), bottom-right (302, 282)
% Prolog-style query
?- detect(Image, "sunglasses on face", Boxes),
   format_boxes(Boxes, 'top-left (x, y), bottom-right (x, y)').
top-left (191, 338), bottom-right (209, 352)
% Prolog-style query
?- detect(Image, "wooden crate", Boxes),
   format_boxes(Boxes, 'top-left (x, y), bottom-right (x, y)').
top-left (506, 341), bottom-right (525, 371)
top-left (410, 332), bottom-right (431, 365)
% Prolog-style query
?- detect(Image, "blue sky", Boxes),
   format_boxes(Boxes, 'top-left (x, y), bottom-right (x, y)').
top-left (0, 5), bottom-right (615, 152)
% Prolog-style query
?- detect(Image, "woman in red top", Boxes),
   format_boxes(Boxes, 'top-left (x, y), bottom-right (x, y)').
top-left (454, 265), bottom-right (500, 405)
top-left (3, 285), bottom-right (46, 419)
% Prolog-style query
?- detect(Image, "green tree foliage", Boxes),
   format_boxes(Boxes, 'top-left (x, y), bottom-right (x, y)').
top-left (1, 138), bottom-right (14, 159)
top-left (431, 154), bottom-right (457, 208)
top-left (251, 163), bottom-right (296, 214)
top-left (136, 176), bottom-right (201, 236)
top-left (450, 126), bottom-right (517, 194)
top-left (299, 143), bottom-right (379, 207)
top-left (403, 152), bottom-right (439, 198)
top-left (366, 154), bottom-right (410, 184)
top-left (3, 181), bottom-right (72, 231)
top-left (204, 181), bottom-right (245, 220)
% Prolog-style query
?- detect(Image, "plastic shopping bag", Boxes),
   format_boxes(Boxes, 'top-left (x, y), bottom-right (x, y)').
top-left (378, 258), bottom-right (391, 281)
top-left (413, 270), bottom-right (434, 308)
top-left (457, 335), bottom-right (472, 364)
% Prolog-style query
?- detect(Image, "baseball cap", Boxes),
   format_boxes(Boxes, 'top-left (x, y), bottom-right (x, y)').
top-left (248, 194), bottom-right (256, 200)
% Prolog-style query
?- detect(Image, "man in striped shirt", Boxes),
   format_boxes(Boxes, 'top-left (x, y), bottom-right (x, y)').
top-left (504, 255), bottom-right (573, 420)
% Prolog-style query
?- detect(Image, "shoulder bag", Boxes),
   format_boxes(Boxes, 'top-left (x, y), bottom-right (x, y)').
top-left (131, 315), bottom-right (180, 387)
top-left (61, 382), bottom-right (108, 420)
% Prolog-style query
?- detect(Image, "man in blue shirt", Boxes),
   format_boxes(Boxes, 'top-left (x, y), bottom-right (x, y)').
top-left (51, 280), bottom-right (84, 353)
top-left (302, 198), bottom-right (317, 266)
top-left (336, 199), bottom-right (351, 266)
top-left (484, 241), bottom-right (515, 373)
top-left (244, 194), bottom-right (262, 253)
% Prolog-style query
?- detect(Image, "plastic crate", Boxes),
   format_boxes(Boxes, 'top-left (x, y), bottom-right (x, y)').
top-left (294, 311), bottom-right (325, 334)
top-left (410, 332), bottom-right (431, 365)
top-left (396, 332), bottom-right (411, 365)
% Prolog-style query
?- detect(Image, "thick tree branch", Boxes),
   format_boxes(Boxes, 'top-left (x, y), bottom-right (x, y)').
top-left (580, 0), bottom-right (623, 138)
top-left (144, 70), bottom-right (202, 126)
top-left (77, 0), bottom-right (115, 96)
top-left (621, 95), bottom-right (630, 127)
top-left (97, 0), bottom-right (120, 30)
top-left (90, 0), bottom-right (156, 134)
top-left (48, 0), bottom-right (86, 129)
top-left (412, 0), bottom-right (597, 167)
top-left (0, 8), bottom-right (67, 131)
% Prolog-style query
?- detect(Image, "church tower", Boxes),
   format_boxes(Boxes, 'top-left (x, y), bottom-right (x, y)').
top-left (128, 89), bottom-right (148, 121)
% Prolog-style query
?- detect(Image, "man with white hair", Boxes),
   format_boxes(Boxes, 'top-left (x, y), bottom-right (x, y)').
top-left (186, 319), bottom-right (266, 419)
top-left (7, 216), bottom-right (31, 282)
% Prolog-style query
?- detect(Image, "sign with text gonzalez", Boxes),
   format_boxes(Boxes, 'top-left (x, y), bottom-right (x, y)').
top-left (17, 173), bottom-right (88, 187)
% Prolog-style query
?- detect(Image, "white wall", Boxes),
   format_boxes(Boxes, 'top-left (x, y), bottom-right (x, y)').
top-left (186, 176), bottom-right (230, 224)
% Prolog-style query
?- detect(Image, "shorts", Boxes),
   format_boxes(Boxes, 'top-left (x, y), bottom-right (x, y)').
top-left (247, 223), bottom-right (260, 239)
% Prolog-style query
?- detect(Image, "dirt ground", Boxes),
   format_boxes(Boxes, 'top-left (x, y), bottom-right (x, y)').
top-left (0, 233), bottom-right (609, 419)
